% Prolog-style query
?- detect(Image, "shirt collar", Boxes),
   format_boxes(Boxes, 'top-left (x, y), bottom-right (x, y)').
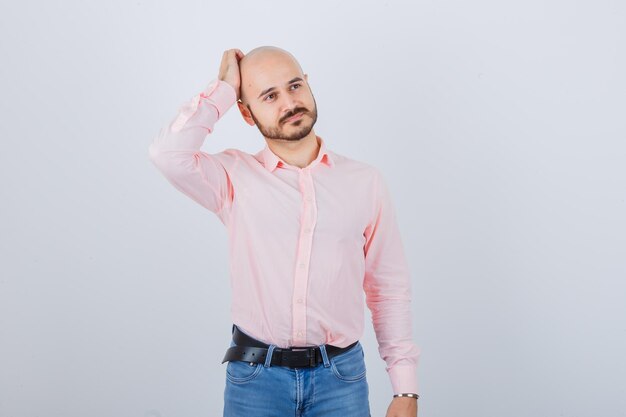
top-left (262, 135), bottom-right (335, 172)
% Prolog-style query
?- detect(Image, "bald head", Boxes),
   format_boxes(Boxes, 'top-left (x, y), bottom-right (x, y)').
top-left (239, 46), bottom-right (305, 105)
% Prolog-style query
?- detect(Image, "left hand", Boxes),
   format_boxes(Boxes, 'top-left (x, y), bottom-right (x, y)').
top-left (385, 396), bottom-right (418, 417)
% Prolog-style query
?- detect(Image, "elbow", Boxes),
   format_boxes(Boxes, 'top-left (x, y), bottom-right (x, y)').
top-left (148, 143), bottom-right (172, 171)
top-left (148, 143), bottom-right (161, 163)
top-left (148, 144), bottom-right (171, 175)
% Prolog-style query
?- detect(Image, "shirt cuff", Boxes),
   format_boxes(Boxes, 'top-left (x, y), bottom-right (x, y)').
top-left (170, 79), bottom-right (238, 133)
top-left (388, 364), bottom-right (419, 396)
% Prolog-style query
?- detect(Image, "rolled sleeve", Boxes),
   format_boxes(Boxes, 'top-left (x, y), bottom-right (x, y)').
top-left (170, 79), bottom-right (237, 133)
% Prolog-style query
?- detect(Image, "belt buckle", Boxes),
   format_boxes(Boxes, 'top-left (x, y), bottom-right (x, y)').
top-left (290, 347), bottom-right (317, 367)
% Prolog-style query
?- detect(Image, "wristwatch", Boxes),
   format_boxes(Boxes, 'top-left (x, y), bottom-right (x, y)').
top-left (393, 393), bottom-right (419, 399)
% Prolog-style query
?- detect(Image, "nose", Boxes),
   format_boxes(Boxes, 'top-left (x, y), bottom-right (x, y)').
top-left (281, 94), bottom-right (298, 115)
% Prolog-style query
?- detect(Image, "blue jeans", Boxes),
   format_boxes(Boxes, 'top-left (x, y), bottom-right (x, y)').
top-left (223, 336), bottom-right (371, 417)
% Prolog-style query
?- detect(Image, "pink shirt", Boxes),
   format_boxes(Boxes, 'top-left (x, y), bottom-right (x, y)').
top-left (148, 78), bottom-right (421, 395)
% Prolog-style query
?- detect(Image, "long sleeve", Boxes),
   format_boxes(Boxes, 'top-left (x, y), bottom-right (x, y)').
top-left (148, 78), bottom-right (238, 214)
top-left (362, 169), bottom-right (421, 395)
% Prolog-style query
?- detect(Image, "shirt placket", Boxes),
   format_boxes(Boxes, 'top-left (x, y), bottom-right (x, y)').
top-left (292, 166), bottom-right (317, 347)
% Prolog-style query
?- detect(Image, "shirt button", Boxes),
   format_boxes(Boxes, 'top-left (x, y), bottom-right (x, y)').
top-left (305, 196), bottom-right (312, 202)
top-left (304, 228), bottom-right (311, 233)
top-left (299, 263), bottom-right (306, 268)
top-left (297, 298), bottom-right (303, 303)
top-left (297, 331), bottom-right (303, 336)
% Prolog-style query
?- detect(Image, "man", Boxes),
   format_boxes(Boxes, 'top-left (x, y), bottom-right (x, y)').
top-left (148, 46), bottom-right (420, 417)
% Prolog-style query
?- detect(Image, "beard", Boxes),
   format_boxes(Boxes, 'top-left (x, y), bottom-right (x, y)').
top-left (248, 97), bottom-right (318, 141)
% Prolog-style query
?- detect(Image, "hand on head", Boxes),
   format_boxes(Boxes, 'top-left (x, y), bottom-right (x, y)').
top-left (218, 49), bottom-right (245, 101)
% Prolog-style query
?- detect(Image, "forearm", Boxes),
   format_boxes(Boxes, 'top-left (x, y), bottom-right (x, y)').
top-left (366, 272), bottom-right (421, 395)
top-left (149, 78), bottom-right (236, 156)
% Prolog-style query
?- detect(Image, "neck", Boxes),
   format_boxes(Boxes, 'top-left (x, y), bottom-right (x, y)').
top-left (265, 130), bottom-right (319, 169)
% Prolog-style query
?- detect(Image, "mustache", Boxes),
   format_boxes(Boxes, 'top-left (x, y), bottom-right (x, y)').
top-left (281, 108), bottom-right (308, 124)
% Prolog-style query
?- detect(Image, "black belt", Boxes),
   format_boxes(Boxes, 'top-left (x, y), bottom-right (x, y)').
top-left (221, 324), bottom-right (359, 368)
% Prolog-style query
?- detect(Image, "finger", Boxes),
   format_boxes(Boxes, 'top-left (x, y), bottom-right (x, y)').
top-left (229, 51), bottom-right (239, 65)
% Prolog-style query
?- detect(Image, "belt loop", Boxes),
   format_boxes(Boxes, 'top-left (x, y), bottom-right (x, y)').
top-left (318, 344), bottom-right (331, 368)
top-left (264, 344), bottom-right (276, 368)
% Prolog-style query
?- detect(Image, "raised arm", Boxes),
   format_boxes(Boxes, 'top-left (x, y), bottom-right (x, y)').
top-left (148, 49), bottom-right (243, 215)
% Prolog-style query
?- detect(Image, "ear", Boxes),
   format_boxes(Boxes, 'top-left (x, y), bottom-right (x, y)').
top-left (237, 100), bottom-right (256, 126)
top-left (304, 73), bottom-right (308, 82)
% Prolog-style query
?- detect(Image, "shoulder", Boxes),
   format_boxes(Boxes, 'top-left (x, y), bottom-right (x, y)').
top-left (329, 150), bottom-right (381, 182)
top-left (211, 147), bottom-right (250, 166)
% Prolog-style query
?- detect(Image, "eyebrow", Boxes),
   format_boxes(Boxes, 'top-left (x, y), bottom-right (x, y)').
top-left (257, 77), bottom-right (304, 99)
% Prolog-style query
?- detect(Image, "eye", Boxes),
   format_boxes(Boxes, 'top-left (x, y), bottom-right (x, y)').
top-left (263, 84), bottom-right (302, 102)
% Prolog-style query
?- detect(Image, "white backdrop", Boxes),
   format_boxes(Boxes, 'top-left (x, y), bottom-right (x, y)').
top-left (1, 0), bottom-right (625, 416)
